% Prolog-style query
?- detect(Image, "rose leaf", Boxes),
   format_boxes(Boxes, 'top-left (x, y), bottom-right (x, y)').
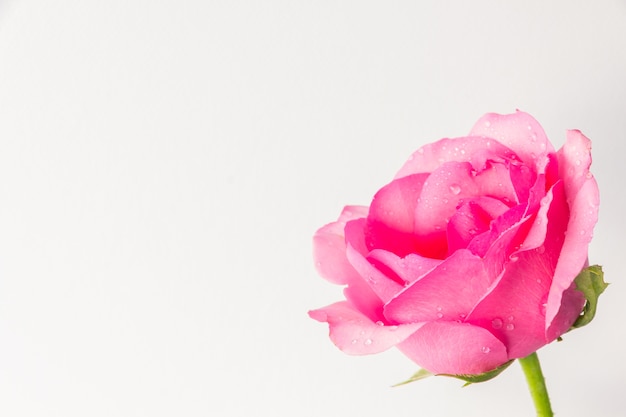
top-left (440, 360), bottom-right (514, 386)
top-left (392, 368), bottom-right (432, 387)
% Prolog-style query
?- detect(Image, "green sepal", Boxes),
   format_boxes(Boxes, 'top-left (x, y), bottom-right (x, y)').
top-left (392, 368), bottom-right (432, 387)
top-left (440, 360), bottom-right (514, 386)
top-left (571, 265), bottom-right (608, 329)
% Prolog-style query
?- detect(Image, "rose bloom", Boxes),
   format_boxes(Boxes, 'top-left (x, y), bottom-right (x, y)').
top-left (309, 111), bottom-right (599, 375)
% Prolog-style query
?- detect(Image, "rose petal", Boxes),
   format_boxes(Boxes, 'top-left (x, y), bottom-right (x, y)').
top-left (414, 161), bottom-right (517, 243)
top-left (313, 206), bottom-right (369, 285)
top-left (546, 179), bottom-right (599, 331)
top-left (469, 111), bottom-right (555, 165)
top-left (345, 219), bottom-right (404, 304)
top-left (367, 249), bottom-right (443, 285)
top-left (447, 197), bottom-right (509, 253)
top-left (383, 249), bottom-right (491, 323)
top-left (395, 136), bottom-right (517, 179)
top-left (309, 301), bottom-right (424, 355)
top-left (545, 131), bottom-right (599, 331)
top-left (465, 249), bottom-right (552, 359)
top-left (397, 321), bottom-right (509, 375)
top-left (365, 174), bottom-right (429, 257)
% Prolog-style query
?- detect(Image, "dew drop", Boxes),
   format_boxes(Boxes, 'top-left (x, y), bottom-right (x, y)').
top-left (509, 254), bottom-right (519, 262)
top-left (586, 171), bottom-right (593, 179)
top-left (367, 276), bottom-right (377, 284)
top-left (436, 312), bottom-right (444, 319)
top-left (491, 318), bottom-right (503, 329)
top-left (481, 346), bottom-right (491, 354)
top-left (351, 339), bottom-right (358, 345)
top-left (364, 338), bottom-right (373, 346)
top-left (506, 323), bottom-right (515, 331)
top-left (375, 321), bottom-right (384, 326)
top-left (389, 325), bottom-right (398, 331)
top-left (436, 306), bottom-right (443, 311)
top-left (449, 184), bottom-right (461, 195)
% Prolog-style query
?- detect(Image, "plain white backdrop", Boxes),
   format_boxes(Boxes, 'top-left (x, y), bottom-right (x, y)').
top-left (0, 1), bottom-right (625, 416)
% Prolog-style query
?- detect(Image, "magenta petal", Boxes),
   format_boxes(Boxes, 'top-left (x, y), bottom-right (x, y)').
top-left (309, 301), bottom-right (423, 355)
top-left (313, 206), bottom-right (369, 285)
top-left (344, 219), bottom-right (404, 304)
top-left (397, 321), bottom-right (508, 375)
top-left (469, 111), bottom-right (555, 164)
top-left (447, 197), bottom-right (509, 253)
top-left (545, 131), bottom-right (599, 330)
top-left (465, 250), bottom-right (553, 359)
top-left (546, 178), bottom-right (599, 331)
top-left (384, 250), bottom-right (491, 323)
top-left (365, 174), bottom-right (429, 257)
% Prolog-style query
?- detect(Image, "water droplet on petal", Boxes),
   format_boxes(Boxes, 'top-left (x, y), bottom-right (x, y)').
top-left (449, 184), bottom-right (461, 195)
top-left (351, 339), bottom-right (358, 345)
top-left (506, 323), bottom-right (515, 331)
top-left (586, 171), bottom-right (593, 179)
top-left (389, 325), bottom-right (398, 331)
top-left (481, 346), bottom-right (491, 354)
top-left (375, 321), bottom-right (384, 326)
top-left (364, 338), bottom-right (373, 346)
top-left (509, 254), bottom-right (519, 262)
top-left (436, 312), bottom-right (443, 319)
top-left (491, 318), bottom-right (503, 329)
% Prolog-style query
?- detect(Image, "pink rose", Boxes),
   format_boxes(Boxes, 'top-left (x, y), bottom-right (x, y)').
top-left (309, 111), bottom-right (599, 376)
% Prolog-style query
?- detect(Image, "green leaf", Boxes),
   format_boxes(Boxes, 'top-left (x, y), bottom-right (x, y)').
top-left (440, 360), bottom-right (514, 386)
top-left (392, 368), bottom-right (432, 387)
top-left (571, 265), bottom-right (608, 329)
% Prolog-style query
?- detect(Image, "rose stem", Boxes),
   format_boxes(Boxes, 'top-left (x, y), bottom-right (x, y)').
top-left (518, 352), bottom-right (554, 417)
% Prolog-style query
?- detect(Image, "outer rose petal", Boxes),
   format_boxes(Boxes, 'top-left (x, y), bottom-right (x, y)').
top-left (469, 111), bottom-right (555, 164)
top-left (546, 130), bottom-right (599, 331)
top-left (397, 321), bottom-right (508, 375)
top-left (395, 136), bottom-right (517, 179)
top-left (313, 205), bottom-right (368, 285)
top-left (309, 301), bottom-right (423, 355)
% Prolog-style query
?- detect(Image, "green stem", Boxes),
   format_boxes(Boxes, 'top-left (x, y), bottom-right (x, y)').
top-left (518, 352), bottom-right (553, 417)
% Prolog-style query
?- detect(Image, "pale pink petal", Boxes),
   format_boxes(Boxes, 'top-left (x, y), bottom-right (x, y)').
top-left (397, 321), bottom-right (509, 375)
top-left (395, 136), bottom-right (517, 179)
top-left (309, 301), bottom-right (424, 355)
top-left (313, 206), bottom-right (368, 285)
top-left (557, 130), bottom-right (594, 202)
top-left (383, 250), bottom-right (491, 323)
top-left (469, 111), bottom-right (555, 164)
top-left (365, 174), bottom-right (429, 257)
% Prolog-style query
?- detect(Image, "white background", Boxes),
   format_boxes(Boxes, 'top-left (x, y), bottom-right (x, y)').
top-left (1, 1), bottom-right (625, 416)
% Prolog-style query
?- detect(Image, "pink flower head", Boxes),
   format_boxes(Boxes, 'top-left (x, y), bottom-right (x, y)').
top-left (309, 111), bottom-right (599, 376)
